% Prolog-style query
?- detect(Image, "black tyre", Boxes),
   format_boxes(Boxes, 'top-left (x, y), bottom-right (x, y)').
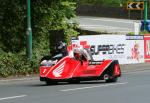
top-left (105, 77), bottom-right (118, 83)
top-left (46, 81), bottom-right (58, 85)
top-left (68, 80), bottom-right (80, 84)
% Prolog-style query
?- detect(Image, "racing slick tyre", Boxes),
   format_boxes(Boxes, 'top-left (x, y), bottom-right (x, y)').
top-left (105, 77), bottom-right (118, 83)
top-left (68, 79), bottom-right (80, 84)
top-left (104, 60), bottom-right (120, 83)
top-left (46, 81), bottom-right (58, 85)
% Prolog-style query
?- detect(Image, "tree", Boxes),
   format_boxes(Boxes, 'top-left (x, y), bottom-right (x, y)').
top-left (0, 0), bottom-right (78, 77)
top-left (0, 0), bottom-right (26, 52)
top-left (0, 0), bottom-right (78, 53)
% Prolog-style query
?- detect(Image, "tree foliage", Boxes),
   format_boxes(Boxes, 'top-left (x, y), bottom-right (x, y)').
top-left (78, 0), bottom-right (143, 7)
top-left (0, 0), bottom-right (78, 52)
top-left (0, 0), bottom-right (78, 77)
top-left (0, 0), bottom-right (26, 52)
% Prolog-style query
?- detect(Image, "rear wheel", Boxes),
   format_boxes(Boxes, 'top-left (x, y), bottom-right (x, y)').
top-left (105, 77), bottom-right (118, 83)
top-left (103, 74), bottom-right (118, 83)
top-left (104, 60), bottom-right (120, 83)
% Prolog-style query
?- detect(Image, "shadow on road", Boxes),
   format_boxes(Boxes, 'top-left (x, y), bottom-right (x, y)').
top-left (26, 80), bottom-right (106, 87)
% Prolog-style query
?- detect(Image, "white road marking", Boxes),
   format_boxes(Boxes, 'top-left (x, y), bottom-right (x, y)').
top-left (60, 82), bottom-right (128, 92)
top-left (0, 95), bottom-right (27, 101)
top-left (79, 17), bottom-right (138, 24)
top-left (80, 24), bottom-right (127, 28)
top-left (90, 18), bottom-right (134, 24)
top-left (79, 24), bottom-right (132, 31)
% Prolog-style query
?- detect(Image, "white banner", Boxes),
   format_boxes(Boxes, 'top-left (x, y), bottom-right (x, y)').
top-left (73, 35), bottom-right (145, 64)
top-left (125, 35), bottom-right (144, 64)
top-left (78, 35), bottom-right (127, 64)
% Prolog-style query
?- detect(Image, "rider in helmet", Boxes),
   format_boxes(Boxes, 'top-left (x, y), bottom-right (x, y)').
top-left (55, 41), bottom-right (68, 57)
top-left (73, 47), bottom-right (93, 61)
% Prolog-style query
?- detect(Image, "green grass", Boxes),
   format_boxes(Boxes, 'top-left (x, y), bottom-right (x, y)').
top-left (128, 30), bottom-right (150, 35)
top-left (79, 0), bottom-right (125, 7)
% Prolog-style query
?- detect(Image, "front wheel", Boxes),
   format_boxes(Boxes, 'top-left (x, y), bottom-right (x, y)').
top-left (68, 79), bottom-right (80, 84)
top-left (46, 81), bottom-right (58, 85)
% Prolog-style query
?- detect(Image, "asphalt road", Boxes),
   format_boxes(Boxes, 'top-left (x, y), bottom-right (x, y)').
top-left (0, 69), bottom-right (150, 103)
top-left (79, 16), bottom-right (141, 34)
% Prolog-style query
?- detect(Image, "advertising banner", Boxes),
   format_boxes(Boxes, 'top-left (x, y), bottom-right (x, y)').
top-left (78, 35), bottom-right (127, 64)
top-left (125, 35), bottom-right (144, 64)
top-left (70, 35), bottom-right (147, 64)
top-left (144, 35), bottom-right (150, 62)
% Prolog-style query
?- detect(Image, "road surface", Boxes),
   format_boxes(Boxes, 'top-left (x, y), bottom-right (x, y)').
top-left (0, 69), bottom-right (150, 103)
top-left (78, 16), bottom-right (141, 34)
top-left (0, 16), bottom-right (148, 103)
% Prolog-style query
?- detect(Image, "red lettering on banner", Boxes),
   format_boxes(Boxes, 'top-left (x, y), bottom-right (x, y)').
top-left (144, 35), bottom-right (150, 62)
top-left (80, 41), bottom-right (91, 49)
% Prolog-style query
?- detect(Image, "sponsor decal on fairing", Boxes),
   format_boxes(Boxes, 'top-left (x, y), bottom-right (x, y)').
top-left (53, 61), bottom-right (66, 77)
